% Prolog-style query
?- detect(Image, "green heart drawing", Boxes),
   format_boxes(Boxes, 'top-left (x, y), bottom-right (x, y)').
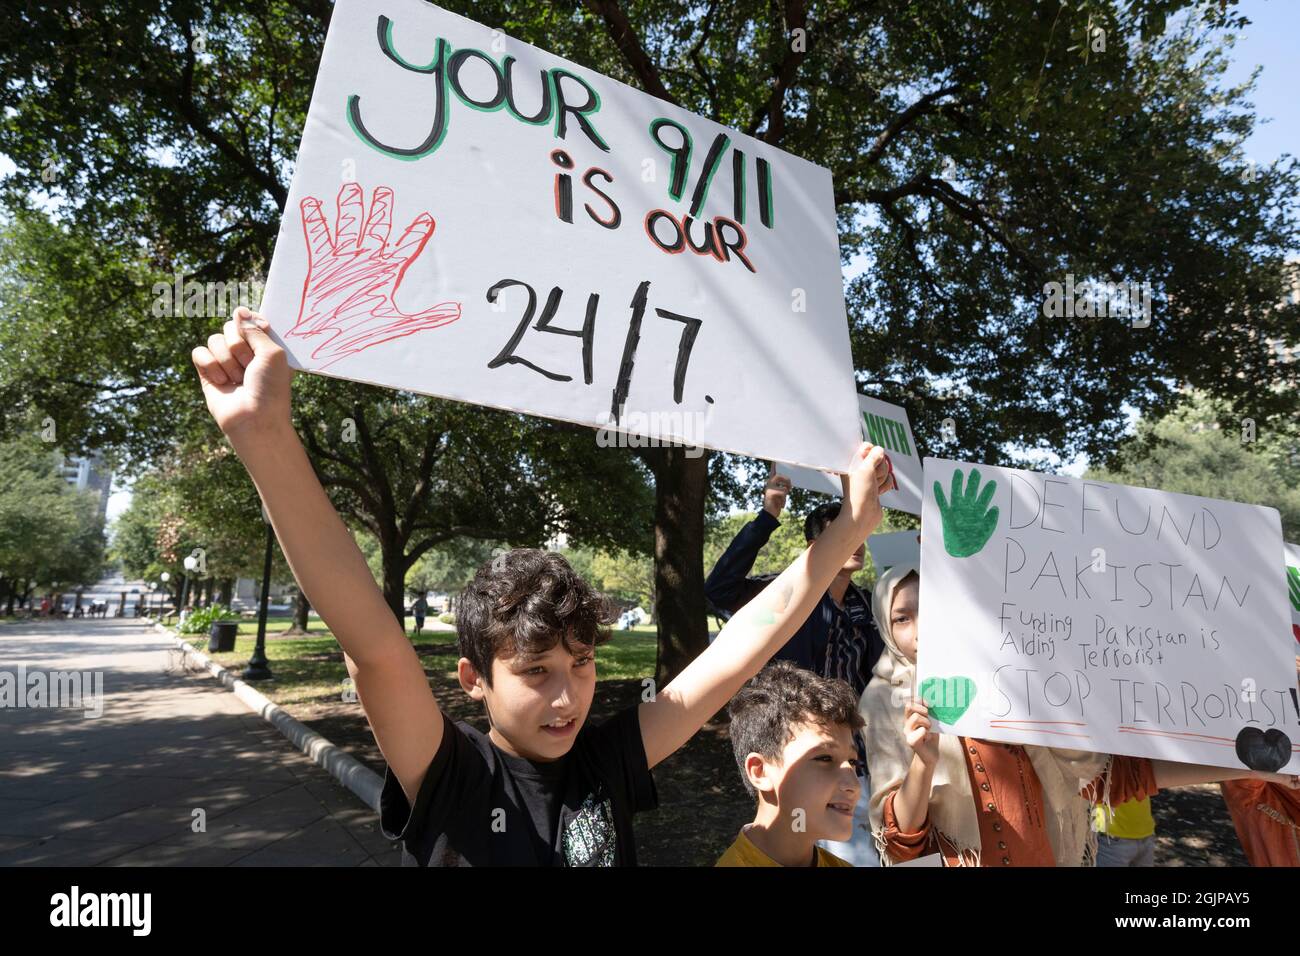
top-left (920, 676), bottom-right (978, 724)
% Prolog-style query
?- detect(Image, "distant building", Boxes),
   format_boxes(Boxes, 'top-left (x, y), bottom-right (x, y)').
top-left (232, 577), bottom-right (298, 609)
top-left (59, 450), bottom-right (112, 521)
top-left (1265, 256), bottom-right (1300, 366)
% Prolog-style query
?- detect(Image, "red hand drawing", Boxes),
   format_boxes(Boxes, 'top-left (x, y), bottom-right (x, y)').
top-left (287, 183), bottom-right (461, 367)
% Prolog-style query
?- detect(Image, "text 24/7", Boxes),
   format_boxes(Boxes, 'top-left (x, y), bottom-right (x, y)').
top-left (486, 278), bottom-right (708, 423)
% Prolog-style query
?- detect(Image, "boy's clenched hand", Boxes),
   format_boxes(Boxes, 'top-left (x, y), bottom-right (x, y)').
top-left (838, 441), bottom-right (893, 536)
top-left (191, 306), bottom-right (293, 443)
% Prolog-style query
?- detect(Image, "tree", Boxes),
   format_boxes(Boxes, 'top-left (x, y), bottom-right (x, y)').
top-left (3, 1), bottom-right (1297, 684)
top-left (111, 447), bottom-right (293, 610)
top-left (406, 538), bottom-right (500, 611)
top-left (0, 210), bottom-right (216, 464)
top-left (590, 549), bottom-right (657, 613)
top-left (1087, 392), bottom-right (1300, 541)
top-left (290, 376), bottom-right (654, 626)
top-left (0, 434), bottom-right (106, 612)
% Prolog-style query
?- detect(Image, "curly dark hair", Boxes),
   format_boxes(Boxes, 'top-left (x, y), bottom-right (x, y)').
top-left (726, 661), bottom-right (864, 796)
top-left (456, 549), bottom-right (617, 686)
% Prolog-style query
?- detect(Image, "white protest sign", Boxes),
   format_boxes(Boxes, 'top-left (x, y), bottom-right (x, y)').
top-left (773, 395), bottom-right (923, 513)
top-left (258, 0), bottom-right (861, 471)
top-left (1286, 542), bottom-right (1300, 644)
top-left (867, 529), bottom-right (921, 572)
top-left (917, 457), bottom-right (1299, 774)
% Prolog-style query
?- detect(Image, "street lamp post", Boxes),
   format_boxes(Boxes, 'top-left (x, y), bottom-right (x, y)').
top-left (243, 502), bottom-right (274, 681)
top-left (181, 555), bottom-right (198, 618)
top-left (159, 571), bottom-right (170, 618)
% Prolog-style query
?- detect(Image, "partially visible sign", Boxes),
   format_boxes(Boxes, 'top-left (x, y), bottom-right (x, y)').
top-left (259, 0), bottom-right (863, 471)
top-left (867, 529), bottom-right (921, 572)
top-left (775, 395), bottom-right (923, 514)
top-left (917, 457), bottom-right (1299, 773)
top-left (1286, 541), bottom-right (1300, 643)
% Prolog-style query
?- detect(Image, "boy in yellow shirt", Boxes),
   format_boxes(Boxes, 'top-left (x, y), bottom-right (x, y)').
top-left (1094, 797), bottom-right (1157, 866)
top-left (717, 661), bottom-right (862, 867)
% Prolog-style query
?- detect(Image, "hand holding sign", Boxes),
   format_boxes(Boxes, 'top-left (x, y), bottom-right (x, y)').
top-left (904, 699), bottom-right (941, 768)
top-left (288, 183), bottom-right (462, 367)
top-left (935, 467), bottom-right (999, 558)
top-left (839, 442), bottom-right (892, 535)
top-left (191, 308), bottom-right (293, 443)
top-left (762, 472), bottom-right (791, 519)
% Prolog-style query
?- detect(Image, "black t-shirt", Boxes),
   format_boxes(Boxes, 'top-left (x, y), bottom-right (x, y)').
top-left (379, 704), bottom-right (658, 866)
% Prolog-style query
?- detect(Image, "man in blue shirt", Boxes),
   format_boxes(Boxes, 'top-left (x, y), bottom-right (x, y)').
top-left (705, 472), bottom-right (885, 865)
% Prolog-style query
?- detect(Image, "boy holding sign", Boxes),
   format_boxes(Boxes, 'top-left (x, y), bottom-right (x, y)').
top-left (190, 309), bottom-right (893, 865)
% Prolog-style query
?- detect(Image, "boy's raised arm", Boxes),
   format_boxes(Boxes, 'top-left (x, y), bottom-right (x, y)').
top-left (191, 309), bottom-right (442, 803)
top-left (638, 442), bottom-right (891, 769)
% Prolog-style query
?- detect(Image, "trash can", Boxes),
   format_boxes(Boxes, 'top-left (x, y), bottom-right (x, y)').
top-left (208, 621), bottom-right (238, 652)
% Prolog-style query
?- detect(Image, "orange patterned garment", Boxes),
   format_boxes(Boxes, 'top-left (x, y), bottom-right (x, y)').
top-left (1220, 779), bottom-right (1300, 867)
top-left (882, 737), bottom-right (1157, 866)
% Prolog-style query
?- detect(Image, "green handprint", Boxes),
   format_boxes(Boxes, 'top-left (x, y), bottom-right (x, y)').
top-left (1287, 564), bottom-right (1300, 613)
top-left (935, 467), bottom-right (1000, 558)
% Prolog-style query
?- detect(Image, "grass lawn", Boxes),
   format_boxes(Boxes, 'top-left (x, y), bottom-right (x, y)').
top-left (176, 614), bottom-right (663, 712)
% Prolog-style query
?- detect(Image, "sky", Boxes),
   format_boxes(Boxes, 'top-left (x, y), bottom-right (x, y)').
top-left (89, 0), bottom-right (1300, 520)
top-left (1217, 0), bottom-right (1298, 172)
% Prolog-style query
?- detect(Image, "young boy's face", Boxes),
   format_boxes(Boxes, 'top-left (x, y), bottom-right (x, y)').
top-left (460, 638), bottom-right (597, 762)
top-left (750, 720), bottom-right (861, 843)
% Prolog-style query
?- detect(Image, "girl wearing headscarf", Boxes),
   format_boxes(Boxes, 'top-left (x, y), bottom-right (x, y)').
top-left (860, 564), bottom-right (1300, 866)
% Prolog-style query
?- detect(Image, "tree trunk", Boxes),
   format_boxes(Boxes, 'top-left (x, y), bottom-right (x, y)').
top-left (381, 537), bottom-right (408, 633)
top-left (646, 448), bottom-right (710, 688)
top-left (285, 587), bottom-right (311, 634)
top-left (217, 577), bottom-right (234, 607)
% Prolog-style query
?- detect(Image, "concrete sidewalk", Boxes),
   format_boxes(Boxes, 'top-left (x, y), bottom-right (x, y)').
top-left (0, 617), bottom-right (401, 866)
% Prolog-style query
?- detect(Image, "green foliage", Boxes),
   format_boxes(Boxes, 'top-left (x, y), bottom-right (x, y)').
top-left (407, 538), bottom-right (499, 596)
top-left (178, 603), bottom-right (239, 634)
top-left (110, 441), bottom-right (295, 603)
top-left (0, 433), bottom-right (106, 597)
top-left (590, 549), bottom-right (655, 611)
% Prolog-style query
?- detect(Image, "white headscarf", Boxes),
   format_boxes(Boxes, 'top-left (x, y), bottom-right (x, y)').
top-left (859, 563), bottom-right (1112, 866)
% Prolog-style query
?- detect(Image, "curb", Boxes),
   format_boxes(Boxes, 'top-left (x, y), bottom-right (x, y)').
top-left (154, 622), bottom-right (384, 813)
